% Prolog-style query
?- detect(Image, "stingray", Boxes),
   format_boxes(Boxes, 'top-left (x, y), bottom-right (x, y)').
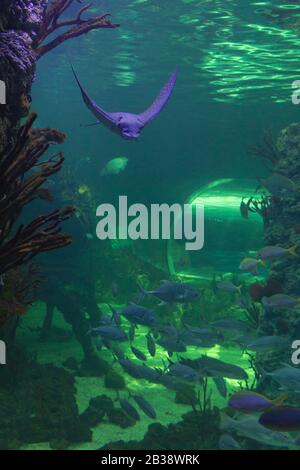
top-left (72, 66), bottom-right (178, 140)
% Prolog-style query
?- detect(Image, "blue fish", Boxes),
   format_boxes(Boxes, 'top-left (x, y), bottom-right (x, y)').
top-left (139, 281), bottom-right (199, 304)
top-left (122, 304), bottom-right (156, 326)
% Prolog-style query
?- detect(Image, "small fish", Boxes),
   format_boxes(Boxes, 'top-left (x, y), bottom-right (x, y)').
top-left (233, 333), bottom-right (260, 349)
top-left (220, 413), bottom-right (297, 449)
top-left (119, 399), bottom-right (140, 421)
top-left (167, 362), bottom-right (199, 382)
top-left (211, 318), bottom-right (250, 333)
top-left (260, 364), bottom-right (300, 393)
top-left (262, 294), bottom-right (299, 309)
top-left (128, 324), bottom-right (136, 342)
top-left (88, 325), bottom-right (128, 342)
top-left (246, 335), bottom-right (288, 352)
top-left (218, 434), bottom-right (241, 450)
top-left (119, 358), bottom-right (143, 379)
top-left (99, 315), bottom-right (114, 326)
top-left (257, 245), bottom-right (298, 260)
top-left (180, 327), bottom-right (223, 348)
top-left (138, 364), bottom-right (162, 383)
top-left (157, 337), bottom-right (187, 355)
top-left (122, 304), bottom-right (156, 327)
top-left (131, 394), bottom-right (157, 419)
top-left (213, 377), bottom-right (227, 398)
top-left (101, 157), bottom-right (128, 176)
top-left (109, 305), bottom-right (122, 327)
top-left (239, 257), bottom-right (265, 274)
top-left (228, 390), bottom-right (288, 412)
top-left (104, 341), bottom-right (125, 360)
top-left (78, 184), bottom-right (90, 196)
top-left (259, 406), bottom-right (300, 432)
top-left (146, 333), bottom-right (156, 357)
top-left (157, 324), bottom-right (178, 339)
top-left (181, 356), bottom-right (248, 381)
top-left (216, 281), bottom-right (242, 294)
top-left (131, 345), bottom-right (147, 362)
top-left (139, 281), bottom-right (199, 304)
top-left (259, 173), bottom-right (298, 196)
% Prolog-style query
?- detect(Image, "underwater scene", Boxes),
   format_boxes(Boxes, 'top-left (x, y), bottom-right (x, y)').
top-left (2, 0), bottom-right (300, 453)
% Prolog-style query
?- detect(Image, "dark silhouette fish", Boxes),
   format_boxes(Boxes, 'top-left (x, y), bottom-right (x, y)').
top-left (119, 358), bottom-right (143, 379)
top-left (122, 304), bottom-right (156, 326)
top-left (109, 305), bottom-right (122, 327)
top-left (146, 333), bottom-right (156, 357)
top-left (72, 66), bottom-right (178, 140)
top-left (131, 345), bottom-right (147, 362)
top-left (131, 395), bottom-right (157, 419)
top-left (119, 399), bottom-right (140, 421)
top-left (180, 356), bottom-right (248, 381)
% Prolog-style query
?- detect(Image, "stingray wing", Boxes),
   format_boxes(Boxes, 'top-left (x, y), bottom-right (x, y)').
top-left (139, 68), bottom-right (178, 125)
top-left (72, 66), bottom-right (117, 130)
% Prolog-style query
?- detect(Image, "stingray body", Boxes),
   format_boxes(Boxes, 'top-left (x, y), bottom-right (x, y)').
top-left (72, 66), bottom-right (178, 140)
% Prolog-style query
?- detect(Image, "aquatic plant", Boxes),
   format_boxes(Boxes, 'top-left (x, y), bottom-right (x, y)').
top-left (33, 0), bottom-right (120, 58)
top-left (248, 130), bottom-right (283, 167)
top-left (246, 196), bottom-right (274, 228)
top-left (186, 378), bottom-right (213, 418)
top-left (243, 301), bottom-right (262, 331)
top-left (239, 352), bottom-right (261, 391)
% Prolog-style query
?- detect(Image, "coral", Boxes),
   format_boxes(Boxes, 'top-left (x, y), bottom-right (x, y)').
top-left (33, 0), bottom-right (120, 58)
top-left (0, 1), bottom-right (48, 33)
top-left (0, 113), bottom-right (74, 276)
top-left (0, 31), bottom-right (35, 74)
top-left (248, 278), bottom-right (282, 302)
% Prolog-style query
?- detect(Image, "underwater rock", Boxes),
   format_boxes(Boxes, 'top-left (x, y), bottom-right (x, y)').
top-left (80, 406), bottom-right (106, 428)
top-left (104, 370), bottom-right (126, 390)
top-left (175, 385), bottom-right (197, 406)
top-left (107, 408), bottom-right (136, 428)
top-left (0, 357), bottom-right (92, 449)
top-left (102, 410), bottom-right (220, 450)
top-left (79, 355), bottom-right (110, 377)
top-left (89, 394), bottom-right (114, 414)
top-left (63, 357), bottom-right (80, 371)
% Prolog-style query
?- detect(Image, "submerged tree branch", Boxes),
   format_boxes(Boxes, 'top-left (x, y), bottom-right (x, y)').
top-left (34, 0), bottom-right (120, 58)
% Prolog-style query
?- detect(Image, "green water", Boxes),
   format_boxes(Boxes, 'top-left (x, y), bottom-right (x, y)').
top-left (3, 0), bottom-right (300, 451)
